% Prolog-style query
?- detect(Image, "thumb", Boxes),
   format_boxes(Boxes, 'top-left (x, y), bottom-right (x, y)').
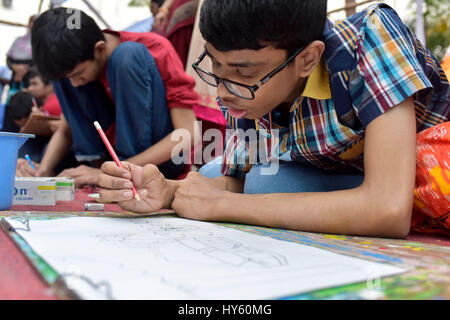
top-left (137, 164), bottom-right (162, 188)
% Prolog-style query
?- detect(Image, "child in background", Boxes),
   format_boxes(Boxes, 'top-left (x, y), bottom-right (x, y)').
top-left (27, 68), bottom-right (61, 117)
top-left (151, 0), bottom-right (165, 18)
top-left (6, 91), bottom-right (49, 162)
top-left (18, 8), bottom-right (203, 186)
top-left (8, 91), bottom-right (33, 129)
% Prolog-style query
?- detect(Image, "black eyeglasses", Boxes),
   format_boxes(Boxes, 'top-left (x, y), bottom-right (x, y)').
top-left (192, 46), bottom-right (305, 100)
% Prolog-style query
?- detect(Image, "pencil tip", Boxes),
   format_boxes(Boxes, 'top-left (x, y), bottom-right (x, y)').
top-left (135, 193), bottom-right (142, 202)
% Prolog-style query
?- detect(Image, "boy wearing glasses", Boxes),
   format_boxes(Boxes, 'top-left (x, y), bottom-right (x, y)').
top-left (99, 1), bottom-right (449, 237)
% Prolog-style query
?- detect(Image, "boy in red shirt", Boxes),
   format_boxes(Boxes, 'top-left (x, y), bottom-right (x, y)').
top-left (18, 8), bottom-right (202, 186)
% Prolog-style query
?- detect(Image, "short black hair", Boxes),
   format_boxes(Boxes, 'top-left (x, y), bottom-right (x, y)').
top-left (27, 67), bottom-right (51, 85)
top-left (8, 91), bottom-right (33, 120)
top-left (152, 0), bottom-right (164, 7)
top-left (200, 0), bottom-right (327, 56)
top-left (31, 7), bottom-right (105, 80)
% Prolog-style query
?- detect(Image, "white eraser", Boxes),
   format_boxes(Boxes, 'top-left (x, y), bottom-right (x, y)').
top-left (84, 203), bottom-right (104, 211)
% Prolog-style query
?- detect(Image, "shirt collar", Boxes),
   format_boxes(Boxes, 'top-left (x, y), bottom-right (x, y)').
top-left (301, 58), bottom-right (332, 100)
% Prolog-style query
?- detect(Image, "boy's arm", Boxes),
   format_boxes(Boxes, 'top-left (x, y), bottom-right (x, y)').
top-left (125, 107), bottom-right (199, 166)
top-left (174, 97), bottom-right (417, 238)
top-left (38, 114), bottom-right (73, 176)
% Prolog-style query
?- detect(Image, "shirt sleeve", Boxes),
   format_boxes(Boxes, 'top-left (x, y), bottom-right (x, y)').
top-left (150, 36), bottom-right (201, 110)
top-left (350, 5), bottom-right (433, 127)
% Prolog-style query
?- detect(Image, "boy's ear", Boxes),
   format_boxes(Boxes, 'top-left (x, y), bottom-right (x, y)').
top-left (94, 40), bottom-right (107, 55)
top-left (294, 41), bottom-right (325, 78)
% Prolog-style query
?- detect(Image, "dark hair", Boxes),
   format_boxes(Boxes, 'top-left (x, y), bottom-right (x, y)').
top-left (200, 0), bottom-right (327, 56)
top-left (27, 67), bottom-right (51, 85)
top-left (9, 91), bottom-right (33, 120)
top-left (152, 0), bottom-right (164, 7)
top-left (31, 7), bottom-right (105, 80)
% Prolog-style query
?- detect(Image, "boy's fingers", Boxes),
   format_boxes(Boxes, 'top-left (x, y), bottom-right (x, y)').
top-left (139, 164), bottom-right (162, 186)
top-left (101, 161), bottom-right (133, 179)
top-left (16, 159), bottom-right (27, 169)
top-left (98, 173), bottom-right (135, 191)
top-left (98, 188), bottom-right (134, 203)
top-left (22, 165), bottom-right (36, 177)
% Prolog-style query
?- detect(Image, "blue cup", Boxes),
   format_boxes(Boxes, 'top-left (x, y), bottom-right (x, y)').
top-left (0, 132), bottom-right (34, 211)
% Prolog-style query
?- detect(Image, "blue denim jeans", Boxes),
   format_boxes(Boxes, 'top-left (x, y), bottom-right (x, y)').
top-left (199, 155), bottom-right (364, 193)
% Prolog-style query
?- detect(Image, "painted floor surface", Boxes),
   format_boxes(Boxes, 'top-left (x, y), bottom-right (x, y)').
top-left (1, 189), bottom-right (449, 300)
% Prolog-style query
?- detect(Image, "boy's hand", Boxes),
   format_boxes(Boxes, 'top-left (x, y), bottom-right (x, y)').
top-left (58, 165), bottom-right (101, 187)
top-left (153, 10), bottom-right (168, 32)
top-left (16, 158), bottom-right (40, 177)
top-left (98, 162), bottom-right (174, 214)
top-left (172, 172), bottom-right (228, 221)
top-left (48, 120), bottom-right (62, 133)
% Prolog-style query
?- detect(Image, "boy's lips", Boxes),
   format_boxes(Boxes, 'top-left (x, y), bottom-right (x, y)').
top-left (224, 105), bottom-right (248, 119)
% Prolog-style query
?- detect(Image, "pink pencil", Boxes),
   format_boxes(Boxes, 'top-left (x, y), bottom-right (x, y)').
top-left (94, 121), bottom-right (141, 202)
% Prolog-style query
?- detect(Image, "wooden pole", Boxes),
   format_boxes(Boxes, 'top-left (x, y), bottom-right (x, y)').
top-left (0, 19), bottom-right (27, 28)
top-left (415, 0), bottom-right (426, 46)
top-left (81, 0), bottom-right (112, 29)
top-left (38, 0), bottom-right (45, 14)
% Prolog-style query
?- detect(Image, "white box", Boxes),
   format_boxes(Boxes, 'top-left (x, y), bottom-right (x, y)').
top-left (55, 177), bottom-right (75, 201)
top-left (13, 177), bottom-right (56, 206)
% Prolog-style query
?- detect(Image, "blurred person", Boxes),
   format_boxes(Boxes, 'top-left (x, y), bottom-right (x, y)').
top-left (0, 65), bottom-right (12, 102)
top-left (0, 66), bottom-right (12, 129)
top-left (5, 91), bottom-right (49, 162)
top-left (18, 7), bottom-right (202, 186)
top-left (125, 1), bottom-right (159, 33)
top-left (151, 0), bottom-right (165, 17)
top-left (153, 0), bottom-right (199, 67)
top-left (5, 15), bottom-right (37, 104)
top-left (27, 68), bottom-right (62, 117)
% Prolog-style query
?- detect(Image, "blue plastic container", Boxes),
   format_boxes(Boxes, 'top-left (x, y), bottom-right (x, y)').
top-left (0, 132), bottom-right (34, 210)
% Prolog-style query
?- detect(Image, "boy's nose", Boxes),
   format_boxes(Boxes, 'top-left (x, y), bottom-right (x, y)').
top-left (217, 82), bottom-right (235, 101)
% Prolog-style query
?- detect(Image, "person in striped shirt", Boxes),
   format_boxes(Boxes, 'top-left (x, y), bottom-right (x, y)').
top-left (98, 1), bottom-right (449, 238)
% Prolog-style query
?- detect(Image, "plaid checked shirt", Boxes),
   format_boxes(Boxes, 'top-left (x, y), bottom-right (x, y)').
top-left (220, 3), bottom-right (450, 179)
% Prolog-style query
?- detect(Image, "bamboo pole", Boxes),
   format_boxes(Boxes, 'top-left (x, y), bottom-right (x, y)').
top-left (81, 0), bottom-right (112, 29)
top-left (38, 0), bottom-right (45, 14)
top-left (0, 19), bottom-right (27, 28)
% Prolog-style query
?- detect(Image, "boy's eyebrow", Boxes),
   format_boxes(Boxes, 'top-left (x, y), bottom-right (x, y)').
top-left (204, 48), bottom-right (266, 68)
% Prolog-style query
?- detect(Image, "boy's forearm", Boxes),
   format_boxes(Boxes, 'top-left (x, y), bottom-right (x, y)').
top-left (126, 134), bottom-right (181, 167)
top-left (40, 127), bottom-right (72, 174)
top-left (213, 176), bottom-right (245, 193)
top-left (214, 186), bottom-right (411, 238)
top-left (164, 176), bottom-right (245, 209)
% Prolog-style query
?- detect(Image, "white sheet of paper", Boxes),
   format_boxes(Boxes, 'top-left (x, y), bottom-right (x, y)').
top-left (7, 217), bottom-right (405, 300)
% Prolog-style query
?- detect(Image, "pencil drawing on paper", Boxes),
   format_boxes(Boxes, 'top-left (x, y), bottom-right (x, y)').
top-left (93, 218), bottom-right (288, 268)
top-left (6, 216), bottom-right (405, 300)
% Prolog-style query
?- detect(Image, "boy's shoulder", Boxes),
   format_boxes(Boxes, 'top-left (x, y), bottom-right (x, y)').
top-left (323, 3), bottom-right (414, 72)
top-left (104, 29), bottom-right (173, 53)
top-left (118, 30), bottom-right (173, 48)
